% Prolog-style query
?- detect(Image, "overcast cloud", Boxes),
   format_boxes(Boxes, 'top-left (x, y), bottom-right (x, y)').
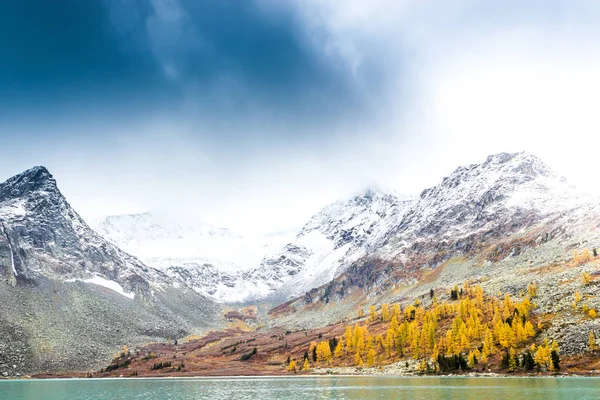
top-left (0, 1), bottom-right (599, 234)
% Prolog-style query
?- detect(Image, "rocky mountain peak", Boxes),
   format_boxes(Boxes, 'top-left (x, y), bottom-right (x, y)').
top-left (424, 151), bottom-right (562, 201)
top-left (482, 151), bottom-right (554, 178)
top-left (383, 151), bottom-right (577, 256)
top-left (0, 166), bottom-right (57, 201)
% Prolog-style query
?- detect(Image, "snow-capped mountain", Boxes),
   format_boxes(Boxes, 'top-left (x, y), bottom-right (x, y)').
top-left (93, 188), bottom-right (412, 303)
top-left (0, 166), bottom-right (165, 293)
top-left (0, 166), bottom-right (220, 376)
top-left (274, 152), bottom-right (596, 321)
top-left (128, 189), bottom-right (413, 303)
top-left (247, 189), bottom-right (414, 301)
top-left (251, 151), bottom-right (587, 303)
top-left (90, 151), bottom-right (586, 305)
top-left (378, 152), bottom-right (582, 260)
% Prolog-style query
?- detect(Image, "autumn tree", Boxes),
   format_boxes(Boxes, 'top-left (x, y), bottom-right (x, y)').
top-left (582, 272), bottom-right (592, 285)
top-left (303, 358), bottom-right (310, 371)
top-left (392, 303), bottom-right (401, 321)
top-left (589, 331), bottom-right (597, 352)
top-left (334, 337), bottom-right (344, 358)
top-left (354, 351), bottom-right (363, 366)
top-left (369, 305), bottom-right (378, 323)
top-left (582, 248), bottom-right (592, 263)
top-left (288, 359), bottom-right (297, 372)
top-left (357, 306), bottom-right (365, 319)
top-left (381, 303), bottom-right (390, 322)
top-left (527, 282), bottom-right (537, 298)
top-left (573, 250), bottom-right (581, 265)
top-left (367, 348), bottom-right (375, 367)
top-left (316, 341), bottom-right (333, 363)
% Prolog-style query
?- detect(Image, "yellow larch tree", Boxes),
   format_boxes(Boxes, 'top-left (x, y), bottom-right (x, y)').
top-left (582, 248), bottom-right (592, 263)
top-left (334, 337), bottom-right (345, 358)
top-left (527, 282), bottom-right (537, 298)
top-left (573, 250), bottom-right (581, 265)
top-left (357, 306), bottom-right (365, 319)
top-left (316, 341), bottom-right (332, 363)
top-left (381, 303), bottom-right (390, 322)
top-left (367, 348), bottom-right (375, 367)
top-left (354, 351), bottom-right (363, 366)
top-left (392, 303), bottom-right (401, 321)
top-left (582, 272), bottom-right (592, 285)
top-left (288, 359), bottom-right (297, 372)
top-left (369, 305), bottom-right (378, 323)
top-left (344, 326), bottom-right (353, 352)
top-left (589, 331), bottom-right (596, 351)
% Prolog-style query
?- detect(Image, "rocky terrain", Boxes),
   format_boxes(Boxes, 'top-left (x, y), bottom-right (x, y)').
top-left (0, 167), bottom-right (221, 377)
top-left (264, 152), bottom-right (600, 361)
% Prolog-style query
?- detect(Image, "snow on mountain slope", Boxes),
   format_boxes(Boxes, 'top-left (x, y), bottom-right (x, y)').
top-left (92, 152), bottom-right (582, 304)
top-left (376, 152), bottom-right (585, 261)
top-left (250, 189), bottom-right (414, 301)
top-left (0, 166), bottom-right (168, 292)
top-left (93, 189), bottom-right (412, 303)
top-left (92, 212), bottom-right (277, 272)
top-left (0, 166), bottom-right (221, 376)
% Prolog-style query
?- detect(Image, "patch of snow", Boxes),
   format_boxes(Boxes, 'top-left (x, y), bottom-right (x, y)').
top-left (66, 276), bottom-right (135, 299)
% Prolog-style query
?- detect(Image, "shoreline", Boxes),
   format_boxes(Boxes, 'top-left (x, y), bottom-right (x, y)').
top-left (2, 373), bottom-right (600, 381)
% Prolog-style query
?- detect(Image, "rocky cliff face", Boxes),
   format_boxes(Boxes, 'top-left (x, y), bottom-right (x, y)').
top-left (0, 167), bottom-right (220, 377)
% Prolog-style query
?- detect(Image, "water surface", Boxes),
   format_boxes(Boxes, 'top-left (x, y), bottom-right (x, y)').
top-left (1, 376), bottom-right (598, 400)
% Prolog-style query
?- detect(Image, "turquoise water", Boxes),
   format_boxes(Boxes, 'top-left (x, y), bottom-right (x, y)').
top-left (0, 376), bottom-right (599, 400)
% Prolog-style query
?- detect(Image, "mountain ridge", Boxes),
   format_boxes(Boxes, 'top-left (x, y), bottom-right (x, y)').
top-left (0, 166), bottom-right (220, 377)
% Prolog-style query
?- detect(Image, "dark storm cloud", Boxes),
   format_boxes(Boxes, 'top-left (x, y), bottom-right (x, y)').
top-left (0, 0), bottom-right (374, 128)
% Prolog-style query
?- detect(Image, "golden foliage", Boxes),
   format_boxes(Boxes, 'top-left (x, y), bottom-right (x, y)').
top-left (288, 359), bottom-right (297, 372)
top-left (589, 331), bottom-right (596, 351)
top-left (582, 272), bottom-right (592, 286)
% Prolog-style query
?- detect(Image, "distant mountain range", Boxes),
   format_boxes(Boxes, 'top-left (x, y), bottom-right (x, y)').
top-left (1, 151), bottom-right (598, 376)
top-left (94, 152), bottom-right (584, 304)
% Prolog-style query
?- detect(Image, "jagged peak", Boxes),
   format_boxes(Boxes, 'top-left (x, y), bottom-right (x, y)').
top-left (418, 152), bottom-right (566, 202)
top-left (0, 165), bottom-right (58, 201)
top-left (443, 151), bottom-right (552, 184)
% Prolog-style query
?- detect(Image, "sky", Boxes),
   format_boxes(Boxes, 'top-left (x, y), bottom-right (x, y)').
top-left (1, 0), bottom-right (600, 235)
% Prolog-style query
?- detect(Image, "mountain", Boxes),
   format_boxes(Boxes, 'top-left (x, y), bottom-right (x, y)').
top-left (249, 189), bottom-right (414, 301)
top-left (90, 152), bottom-right (586, 307)
top-left (2, 152), bottom-right (598, 377)
top-left (379, 152), bottom-right (579, 262)
top-left (87, 151), bottom-right (600, 377)
top-left (95, 189), bottom-right (413, 303)
top-left (271, 152), bottom-right (598, 333)
top-left (0, 167), bottom-right (220, 377)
